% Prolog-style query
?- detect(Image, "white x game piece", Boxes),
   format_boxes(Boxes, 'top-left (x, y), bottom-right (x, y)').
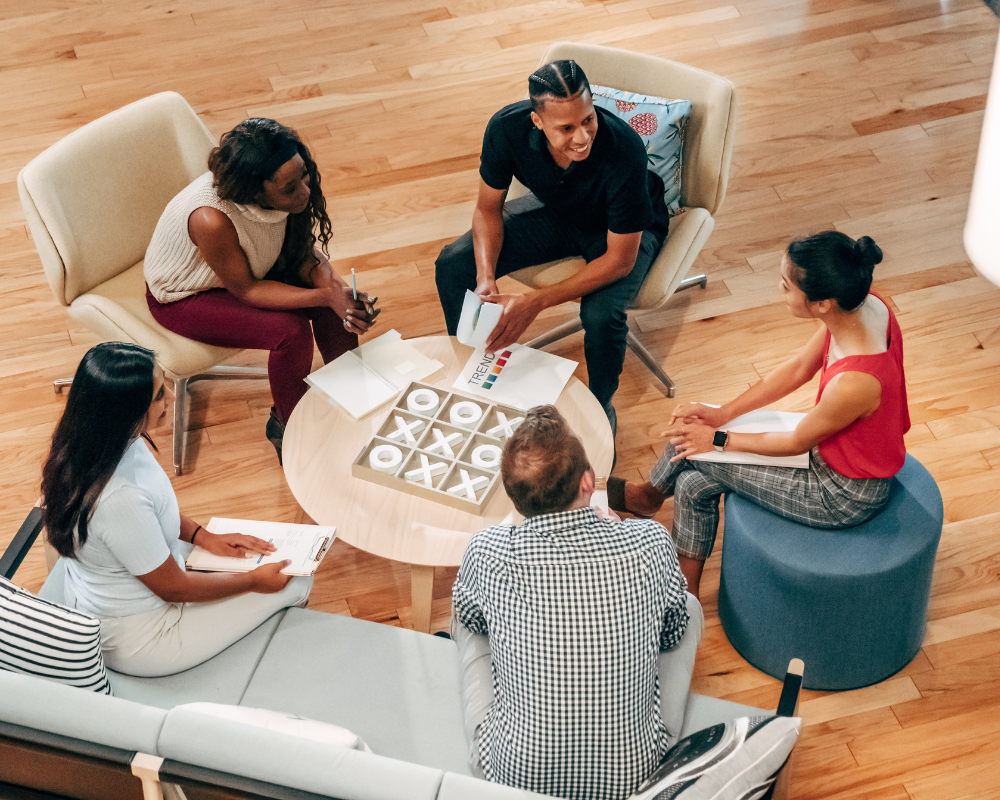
top-left (425, 428), bottom-right (462, 457)
top-left (405, 454), bottom-right (447, 487)
top-left (447, 469), bottom-right (489, 500)
top-left (386, 415), bottom-right (424, 445)
top-left (487, 411), bottom-right (524, 439)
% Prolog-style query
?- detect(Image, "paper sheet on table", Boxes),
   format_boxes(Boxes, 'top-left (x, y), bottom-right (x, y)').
top-left (185, 518), bottom-right (336, 576)
top-left (305, 330), bottom-right (443, 419)
top-left (452, 344), bottom-right (577, 409)
top-left (456, 290), bottom-right (503, 348)
top-left (688, 409), bottom-right (809, 469)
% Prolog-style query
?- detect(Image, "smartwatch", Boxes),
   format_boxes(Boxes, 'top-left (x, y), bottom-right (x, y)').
top-left (712, 430), bottom-right (729, 452)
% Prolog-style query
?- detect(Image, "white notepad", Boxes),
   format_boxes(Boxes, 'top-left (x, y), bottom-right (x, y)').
top-left (185, 518), bottom-right (336, 576)
top-left (305, 330), bottom-right (443, 419)
top-left (688, 409), bottom-right (809, 469)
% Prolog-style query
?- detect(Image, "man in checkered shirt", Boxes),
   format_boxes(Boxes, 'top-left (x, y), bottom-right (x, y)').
top-left (451, 405), bottom-right (696, 800)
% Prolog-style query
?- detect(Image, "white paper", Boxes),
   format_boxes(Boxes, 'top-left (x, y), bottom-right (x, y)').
top-left (688, 409), bottom-right (809, 469)
top-left (305, 330), bottom-right (443, 419)
top-left (186, 518), bottom-right (336, 576)
top-left (456, 290), bottom-right (503, 348)
top-left (452, 344), bottom-right (577, 409)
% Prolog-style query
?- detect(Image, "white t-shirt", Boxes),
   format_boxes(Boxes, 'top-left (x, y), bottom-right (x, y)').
top-left (64, 439), bottom-right (185, 618)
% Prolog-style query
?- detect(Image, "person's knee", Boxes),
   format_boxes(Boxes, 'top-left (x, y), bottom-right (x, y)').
top-left (285, 575), bottom-right (313, 608)
top-left (580, 298), bottom-right (628, 339)
top-left (675, 471), bottom-right (718, 509)
top-left (435, 236), bottom-right (475, 291)
top-left (273, 314), bottom-right (313, 352)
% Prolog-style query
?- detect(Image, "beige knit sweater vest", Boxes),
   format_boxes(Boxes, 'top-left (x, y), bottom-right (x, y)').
top-left (144, 172), bottom-right (289, 304)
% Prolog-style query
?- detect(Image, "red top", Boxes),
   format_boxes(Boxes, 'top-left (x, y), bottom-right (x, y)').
top-left (816, 293), bottom-right (910, 479)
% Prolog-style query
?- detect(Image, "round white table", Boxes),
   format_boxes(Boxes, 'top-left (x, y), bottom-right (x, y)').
top-left (283, 336), bottom-right (614, 632)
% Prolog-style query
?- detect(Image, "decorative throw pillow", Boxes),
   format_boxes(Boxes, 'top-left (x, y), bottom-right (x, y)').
top-left (629, 715), bottom-right (800, 799)
top-left (590, 85), bottom-right (692, 216)
top-left (0, 576), bottom-right (112, 695)
top-left (178, 703), bottom-right (372, 753)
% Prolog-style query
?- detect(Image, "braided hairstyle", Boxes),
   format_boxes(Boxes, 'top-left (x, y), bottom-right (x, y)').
top-left (787, 231), bottom-right (884, 312)
top-left (208, 118), bottom-right (332, 285)
top-left (528, 60), bottom-right (591, 112)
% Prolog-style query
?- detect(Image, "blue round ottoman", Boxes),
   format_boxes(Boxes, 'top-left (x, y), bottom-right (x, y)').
top-left (717, 454), bottom-right (942, 691)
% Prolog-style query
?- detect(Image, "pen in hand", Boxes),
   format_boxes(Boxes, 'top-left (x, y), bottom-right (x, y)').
top-left (351, 268), bottom-right (357, 300)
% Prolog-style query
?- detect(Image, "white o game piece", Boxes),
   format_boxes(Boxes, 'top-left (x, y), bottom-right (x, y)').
top-left (450, 401), bottom-right (483, 428)
top-left (369, 444), bottom-right (403, 473)
top-left (406, 388), bottom-right (439, 415)
top-left (471, 444), bottom-right (503, 470)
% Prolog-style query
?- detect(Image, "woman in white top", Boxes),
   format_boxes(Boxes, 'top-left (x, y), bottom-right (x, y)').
top-left (41, 342), bottom-right (312, 677)
top-left (144, 118), bottom-right (379, 463)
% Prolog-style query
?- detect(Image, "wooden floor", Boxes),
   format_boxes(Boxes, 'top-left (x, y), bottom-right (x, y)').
top-left (2, 0), bottom-right (1000, 796)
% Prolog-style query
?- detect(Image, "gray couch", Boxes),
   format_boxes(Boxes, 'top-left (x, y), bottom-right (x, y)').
top-left (1, 509), bottom-right (791, 800)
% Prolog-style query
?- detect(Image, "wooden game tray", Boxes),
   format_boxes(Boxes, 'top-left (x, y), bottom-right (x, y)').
top-left (350, 381), bottom-right (526, 514)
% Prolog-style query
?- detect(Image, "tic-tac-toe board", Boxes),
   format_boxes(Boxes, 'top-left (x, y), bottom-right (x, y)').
top-left (350, 380), bottom-right (525, 514)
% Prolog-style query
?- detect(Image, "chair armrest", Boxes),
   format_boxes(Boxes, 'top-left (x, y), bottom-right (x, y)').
top-left (631, 208), bottom-right (714, 312)
top-left (0, 506), bottom-right (44, 581)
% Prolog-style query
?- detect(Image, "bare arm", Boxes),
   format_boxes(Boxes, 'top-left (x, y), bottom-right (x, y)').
top-left (135, 554), bottom-right (292, 604)
top-left (668, 369), bottom-right (883, 460)
top-left (484, 229), bottom-right (642, 352)
top-left (472, 179), bottom-right (507, 297)
top-left (188, 208), bottom-right (373, 332)
top-left (672, 326), bottom-right (829, 430)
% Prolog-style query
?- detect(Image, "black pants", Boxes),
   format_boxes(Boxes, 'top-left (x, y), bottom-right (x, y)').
top-left (434, 194), bottom-right (664, 419)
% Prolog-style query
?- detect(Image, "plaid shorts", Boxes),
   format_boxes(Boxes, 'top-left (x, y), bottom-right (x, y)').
top-left (649, 446), bottom-right (893, 560)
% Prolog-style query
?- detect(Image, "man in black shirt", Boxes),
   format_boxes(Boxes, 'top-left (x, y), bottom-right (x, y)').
top-left (434, 60), bottom-right (670, 431)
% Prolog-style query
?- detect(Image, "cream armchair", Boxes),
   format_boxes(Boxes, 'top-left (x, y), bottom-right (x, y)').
top-left (510, 42), bottom-right (737, 397)
top-left (18, 92), bottom-right (267, 475)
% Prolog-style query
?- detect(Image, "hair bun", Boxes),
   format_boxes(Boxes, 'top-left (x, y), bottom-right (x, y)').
top-left (854, 236), bottom-right (883, 268)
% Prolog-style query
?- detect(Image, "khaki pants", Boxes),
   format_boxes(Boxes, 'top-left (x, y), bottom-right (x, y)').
top-left (99, 576), bottom-right (312, 677)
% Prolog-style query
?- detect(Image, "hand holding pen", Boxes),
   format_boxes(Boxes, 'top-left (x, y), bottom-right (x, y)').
top-left (341, 268), bottom-right (380, 334)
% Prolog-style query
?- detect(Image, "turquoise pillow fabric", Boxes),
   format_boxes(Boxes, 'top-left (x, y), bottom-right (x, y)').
top-left (591, 85), bottom-right (692, 216)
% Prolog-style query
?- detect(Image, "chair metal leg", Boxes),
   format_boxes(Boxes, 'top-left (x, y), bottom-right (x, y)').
top-left (626, 331), bottom-right (676, 398)
top-left (53, 377), bottom-right (73, 394)
top-left (525, 317), bottom-right (583, 349)
top-left (188, 365), bottom-right (269, 385)
top-left (172, 376), bottom-right (190, 476)
top-left (676, 274), bottom-right (708, 291)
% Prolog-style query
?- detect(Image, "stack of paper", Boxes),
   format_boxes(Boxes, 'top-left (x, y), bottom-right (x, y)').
top-left (452, 344), bottom-right (577, 409)
top-left (305, 330), bottom-right (444, 419)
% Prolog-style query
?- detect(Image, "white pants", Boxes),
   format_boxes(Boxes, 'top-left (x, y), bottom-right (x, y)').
top-left (99, 576), bottom-right (312, 677)
top-left (451, 592), bottom-right (705, 776)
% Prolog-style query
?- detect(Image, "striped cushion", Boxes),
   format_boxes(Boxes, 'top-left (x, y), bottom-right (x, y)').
top-left (0, 576), bottom-right (111, 695)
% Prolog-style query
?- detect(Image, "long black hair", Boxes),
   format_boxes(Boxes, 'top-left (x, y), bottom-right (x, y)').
top-left (528, 60), bottom-right (591, 112)
top-left (787, 231), bottom-right (883, 312)
top-left (41, 343), bottom-right (157, 558)
top-left (208, 118), bottom-right (332, 285)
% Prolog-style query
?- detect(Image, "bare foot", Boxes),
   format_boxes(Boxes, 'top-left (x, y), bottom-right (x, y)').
top-left (623, 481), bottom-right (667, 518)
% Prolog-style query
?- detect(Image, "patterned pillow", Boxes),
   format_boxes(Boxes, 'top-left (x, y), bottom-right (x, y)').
top-left (629, 715), bottom-right (800, 799)
top-left (590, 85), bottom-right (692, 216)
top-left (0, 576), bottom-right (112, 695)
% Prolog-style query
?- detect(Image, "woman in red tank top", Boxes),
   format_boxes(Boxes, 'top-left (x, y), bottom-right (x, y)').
top-left (608, 232), bottom-right (909, 597)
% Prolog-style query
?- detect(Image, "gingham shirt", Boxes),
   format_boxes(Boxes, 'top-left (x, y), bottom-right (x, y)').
top-left (453, 507), bottom-right (689, 800)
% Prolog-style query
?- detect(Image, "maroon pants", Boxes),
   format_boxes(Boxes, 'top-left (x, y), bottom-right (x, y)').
top-left (147, 286), bottom-right (357, 425)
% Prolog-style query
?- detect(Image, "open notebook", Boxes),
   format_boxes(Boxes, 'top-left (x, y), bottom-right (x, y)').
top-left (688, 409), bottom-right (810, 469)
top-left (305, 330), bottom-right (443, 419)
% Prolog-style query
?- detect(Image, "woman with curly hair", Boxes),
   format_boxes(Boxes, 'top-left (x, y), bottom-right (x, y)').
top-left (144, 118), bottom-right (375, 462)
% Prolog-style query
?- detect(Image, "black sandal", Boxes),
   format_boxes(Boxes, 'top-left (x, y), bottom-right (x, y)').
top-left (607, 477), bottom-right (653, 519)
